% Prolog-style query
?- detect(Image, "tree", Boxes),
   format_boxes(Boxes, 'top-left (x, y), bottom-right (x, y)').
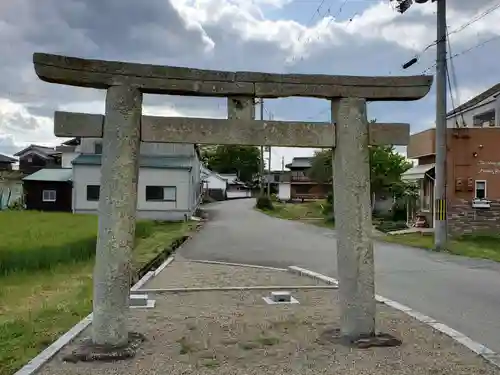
top-left (308, 145), bottom-right (412, 195)
top-left (369, 145), bottom-right (412, 196)
top-left (201, 145), bottom-right (261, 183)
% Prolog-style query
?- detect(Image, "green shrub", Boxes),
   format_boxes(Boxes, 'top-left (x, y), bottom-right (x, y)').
top-left (322, 203), bottom-right (333, 216)
top-left (256, 195), bottom-right (274, 210)
top-left (372, 209), bottom-right (391, 220)
top-left (326, 192), bottom-right (333, 205)
top-left (325, 213), bottom-right (335, 224)
top-left (391, 201), bottom-right (407, 222)
top-left (7, 197), bottom-right (25, 211)
top-left (375, 220), bottom-right (408, 233)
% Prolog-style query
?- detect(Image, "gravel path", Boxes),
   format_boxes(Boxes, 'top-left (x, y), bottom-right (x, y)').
top-left (38, 260), bottom-right (500, 375)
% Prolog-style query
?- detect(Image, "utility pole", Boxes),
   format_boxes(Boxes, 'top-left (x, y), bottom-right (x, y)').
top-left (266, 112), bottom-right (273, 196)
top-left (267, 146), bottom-right (272, 196)
top-left (260, 99), bottom-right (265, 196)
top-left (281, 156), bottom-right (284, 172)
top-left (434, 0), bottom-right (448, 251)
top-left (395, 0), bottom-right (447, 250)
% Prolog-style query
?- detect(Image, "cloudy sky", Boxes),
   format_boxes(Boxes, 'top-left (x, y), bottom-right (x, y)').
top-left (1, 0), bottom-right (499, 169)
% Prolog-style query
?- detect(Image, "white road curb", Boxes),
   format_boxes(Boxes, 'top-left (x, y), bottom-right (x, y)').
top-left (188, 259), bottom-right (288, 271)
top-left (153, 255), bottom-right (175, 277)
top-left (14, 255), bottom-right (176, 375)
top-left (287, 266), bottom-right (500, 369)
top-left (130, 255), bottom-right (175, 291)
top-left (130, 271), bottom-right (154, 292)
top-left (288, 266), bottom-right (339, 287)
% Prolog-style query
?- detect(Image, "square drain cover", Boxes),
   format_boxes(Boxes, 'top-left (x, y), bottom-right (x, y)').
top-left (263, 291), bottom-right (299, 305)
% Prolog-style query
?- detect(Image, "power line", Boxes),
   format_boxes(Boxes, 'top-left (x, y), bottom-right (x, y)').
top-left (444, 25), bottom-right (459, 127)
top-left (400, 1), bottom-right (500, 71)
top-left (451, 1), bottom-right (500, 35)
top-left (445, 24), bottom-right (466, 127)
top-left (304, 0), bottom-right (329, 27)
top-left (289, 0), bottom-right (354, 64)
top-left (421, 33), bottom-right (500, 74)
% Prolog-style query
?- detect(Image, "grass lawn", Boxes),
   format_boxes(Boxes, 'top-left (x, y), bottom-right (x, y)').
top-left (0, 211), bottom-right (195, 375)
top-left (383, 232), bottom-right (500, 262)
top-left (257, 200), bottom-right (334, 228)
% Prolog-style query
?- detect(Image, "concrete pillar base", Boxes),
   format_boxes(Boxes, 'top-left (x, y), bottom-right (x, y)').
top-left (62, 332), bottom-right (146, 363)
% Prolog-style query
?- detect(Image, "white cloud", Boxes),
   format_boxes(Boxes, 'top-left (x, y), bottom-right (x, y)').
top-left (0, 99), bottom-right (59, 152)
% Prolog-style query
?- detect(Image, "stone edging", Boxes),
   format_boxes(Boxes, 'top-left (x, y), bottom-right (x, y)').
top-left (12, 225), bottom-right (200, 375)
top-left (288, 266), bottom-right (500, 369)
top-left (187, 259), bottom-right (288, 271)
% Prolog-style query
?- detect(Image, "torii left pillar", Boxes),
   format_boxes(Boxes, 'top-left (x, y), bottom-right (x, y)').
top-left (66, 85), bottom-right (146, 362)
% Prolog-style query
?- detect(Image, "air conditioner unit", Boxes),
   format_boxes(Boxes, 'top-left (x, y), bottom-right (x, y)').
top-left (472, 198), bottom-right (491, 209)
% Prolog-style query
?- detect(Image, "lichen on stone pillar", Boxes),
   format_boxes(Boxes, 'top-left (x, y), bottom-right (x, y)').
top-left (227, 97), bottom-right (256, 120)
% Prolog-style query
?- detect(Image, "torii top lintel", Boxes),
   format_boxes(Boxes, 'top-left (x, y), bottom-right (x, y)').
top-left (33, 53), bottom-right (433, 101)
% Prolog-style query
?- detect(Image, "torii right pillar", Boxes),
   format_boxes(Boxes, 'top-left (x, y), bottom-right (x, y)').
top-left (331, 98), bottom-right (381, 344)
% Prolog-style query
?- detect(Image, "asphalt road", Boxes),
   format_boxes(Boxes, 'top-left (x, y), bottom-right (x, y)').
top-left (179, 198), bottom-right (500, 353)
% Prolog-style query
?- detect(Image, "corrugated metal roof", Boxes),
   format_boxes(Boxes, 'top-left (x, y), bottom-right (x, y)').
top-left (23, 168), bottom-right (73, 182)
top-left (285, 157), bottom-right (313, 169)
top-left (401, 163), bottom-right (435, 181)
top-left (72, 154), bottom-right (193, 170)
top-left (201, 166), bottom-right (226, 181)
top-left (219, 173), bottom-right (238, 184)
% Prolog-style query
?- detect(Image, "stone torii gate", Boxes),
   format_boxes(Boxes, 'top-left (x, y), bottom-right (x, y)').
top-left (33, 52), bottom-right (432, 359)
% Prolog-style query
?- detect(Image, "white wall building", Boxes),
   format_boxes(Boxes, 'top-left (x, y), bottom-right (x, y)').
top-left (278, 182), bottom-right (291, 201)
top-left (219, 173), bottom-right (252, 199)
top-left (62, 138), bottom-right (202, 221)
top-left (201, 166), bottom-right (227, 191)
top-left (446, 84), bottom-right (500, 128)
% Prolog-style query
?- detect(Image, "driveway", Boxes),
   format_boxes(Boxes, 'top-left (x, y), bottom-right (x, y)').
top-left (180, 198), bottom-right (500, 353)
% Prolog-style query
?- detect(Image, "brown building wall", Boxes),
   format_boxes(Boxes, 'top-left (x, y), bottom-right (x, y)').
top-left (412, 128), bottom-right (500, 234)
top-left (446, 128), bottom-right (500, 234)
top-left (290, 183), bottom-right (329, 200)
top-left (417, 155), bottom-right (435, 165)
top-left (19, 155), bottom-right (60, 174)
top-left (446, 128), bottom-right (500, 201)
top-left (408, 128), bottom-right (436, 158)
top-left (0, 162), bottom-right (13, 171)
top-left (24, 181), bottom-right (72, 212)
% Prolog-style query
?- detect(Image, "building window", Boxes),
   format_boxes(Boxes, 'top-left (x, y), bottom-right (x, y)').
top-left (86, 185), bottom-right (100, 201)
top-left (421, 178), bottom-right (432, 211)
top-left (475, 180), bottom-right (487, 199)
top-left (145, 186), bottom-right (176, 202)
top-left (42, 190), bottom-right (56, 202)
top-left (473, 110), bottom-right (496, 127)
top-left (94, 142), bottom-right (103, 154)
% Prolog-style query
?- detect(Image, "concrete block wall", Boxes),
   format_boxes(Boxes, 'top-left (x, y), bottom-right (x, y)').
top-left (449, 199), bottom-right (500, 235)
